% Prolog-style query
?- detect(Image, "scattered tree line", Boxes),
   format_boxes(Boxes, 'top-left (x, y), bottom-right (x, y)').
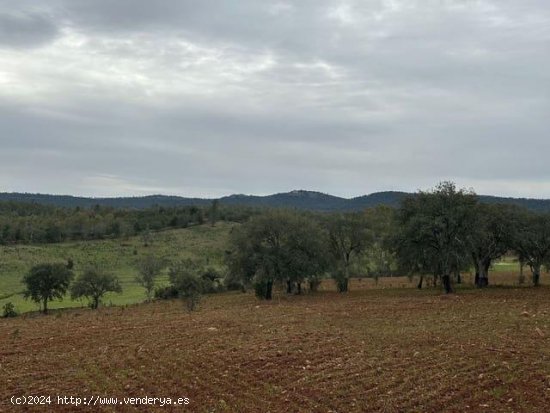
top-left (0, 201), bottom-right (259, 245)
top-left (226, 182), bottom-right (550, 298)
top-left (11, 255), bottom-right (226, 316)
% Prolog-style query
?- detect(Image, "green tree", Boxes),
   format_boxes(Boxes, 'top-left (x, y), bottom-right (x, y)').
top-left (513, 210), bottom-right (550, 287)
top-left (325, 212), bottom-right (372, 292)
top-left (227, 211), bottom-right (328, 300)
top-left (169, 261), bottom-right (203, 311)
top-left (364, 206), bottom-right (397, 281)
top-left (393, 182), bottom-right (477, 294)
top-left (136, 255), bottom-right (164, 300)
top-left (210, 200), bottom-right (219, 227)
top-left (469, 204), bottom-right (518, 287)
top-left (23, 263), bottom-right (74, 314)
top-left (70, 266), bottom-right (122, 309)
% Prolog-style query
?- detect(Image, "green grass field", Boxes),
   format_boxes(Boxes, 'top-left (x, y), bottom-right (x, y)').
top-left (0, 222), bottom-right (234, 313)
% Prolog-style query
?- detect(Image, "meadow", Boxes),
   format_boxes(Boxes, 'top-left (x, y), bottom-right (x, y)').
top-left (0, 220), bottom-right (545, 315)
top-left (1, 287), bottom-right (549, 412)
top-left (0, 222), bottom-right (233, 313)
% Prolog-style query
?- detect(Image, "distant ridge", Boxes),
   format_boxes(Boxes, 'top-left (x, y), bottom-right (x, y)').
top-left (1, 190), bottom-right (550, 212)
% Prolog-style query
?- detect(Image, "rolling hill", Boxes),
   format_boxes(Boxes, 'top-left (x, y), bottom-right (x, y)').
top-left (2, 190), bottom-right (550, 212)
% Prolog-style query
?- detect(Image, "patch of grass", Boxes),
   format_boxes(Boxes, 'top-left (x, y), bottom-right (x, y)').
top-left (0, 222), bottom-right (235, 312)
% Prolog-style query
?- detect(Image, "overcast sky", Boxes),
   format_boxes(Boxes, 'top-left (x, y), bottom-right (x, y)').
top-left (0, 0), bottom-right (549, 199)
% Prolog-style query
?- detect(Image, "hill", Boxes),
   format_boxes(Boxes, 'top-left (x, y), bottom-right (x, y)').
top-left (2, 190), bottom-right (550, 212)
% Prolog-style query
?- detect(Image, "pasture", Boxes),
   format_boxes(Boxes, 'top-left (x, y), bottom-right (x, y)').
top-left (0, 223), bottom-right (232, 313)
top-left (1, 287), bottom-right (550, 412)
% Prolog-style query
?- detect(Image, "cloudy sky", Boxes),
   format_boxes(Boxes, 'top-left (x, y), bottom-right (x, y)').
top-left (0, 0), bottom-right (549, 198)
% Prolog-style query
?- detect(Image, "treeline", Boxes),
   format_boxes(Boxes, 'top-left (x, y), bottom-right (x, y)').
top-left (226, 182), bottom-right (550, 298)
top-left (0, 201), bottom-right (259, 244)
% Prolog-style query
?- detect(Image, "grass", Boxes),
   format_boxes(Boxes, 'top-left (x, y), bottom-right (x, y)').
top-left (0, 222), bottom-right (234, 313)
top-left (1, 287), bottom-right (549, 412)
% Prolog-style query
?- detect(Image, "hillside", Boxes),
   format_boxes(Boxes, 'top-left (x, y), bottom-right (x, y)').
top-left (0, 222), bottom-right (234, 313)
top-left (2, 190), bottom-right (550, 212)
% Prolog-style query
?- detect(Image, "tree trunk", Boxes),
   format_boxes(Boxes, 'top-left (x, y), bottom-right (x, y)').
top-left (43, 298), bottom-right (48, 314)
top-left (339, 265), bottom-right (350, 293)
top-left (286, 280), bottom-right (292, 294)
top-left (93, 296), bottom-right (99, 310)
top-left (265, 280), bottom-right (273, 300)
top-left (442, 274), bottom-right (453, 294)
top-left (455, 270), bottom-right (462, 284)
top-left (532, 264), bottom-right (541, 287)
top-left (483, 261), bottom-right (491, 287)
top-left (476, 260), bottom-right (489, 288)
top-left (341, 277), bottom-right (349, 293)
top-left (417, 275), bottom-right (424, 290)
top-left (297, 282), bottom-right (302, 295)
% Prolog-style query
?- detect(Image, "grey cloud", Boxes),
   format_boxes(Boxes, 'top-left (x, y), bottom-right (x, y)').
top-left (0, 12), bottom-right (59, 48)
top-left (0, 0), bottom-right (549, 198)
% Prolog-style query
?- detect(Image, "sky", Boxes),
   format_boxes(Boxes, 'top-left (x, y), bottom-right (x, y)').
top-left (0, 0), bottom-right (549, 199)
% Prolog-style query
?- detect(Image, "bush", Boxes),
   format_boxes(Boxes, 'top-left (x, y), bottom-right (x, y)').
top-left (2, 302), bottom-right (18, 318)
top-left (224, 271), bottom-right (244, 292)
top-left (176, 273), bottom-right (202, 311)
top-left (170, 263), bottom-right (203, 311)
top-left (200, 267), bottom-right (223, 293)
top-left (154, 285), bottom-right (180, 300)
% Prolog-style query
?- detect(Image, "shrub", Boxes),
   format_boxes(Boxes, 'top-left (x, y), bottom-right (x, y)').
top-left (169, 261), bottom-right (203, 311)
top-left (2, 302), bottom-right (18, 318)
top-left (174, 272), bottom-right (202, 311)
top-left (224, 271), bottom-right (244, 292)
top-left (154, 285), bottom-right (180, 300)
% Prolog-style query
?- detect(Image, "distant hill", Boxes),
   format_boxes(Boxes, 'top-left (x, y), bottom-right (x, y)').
top-left (2, 190), bottom-right (550, 212)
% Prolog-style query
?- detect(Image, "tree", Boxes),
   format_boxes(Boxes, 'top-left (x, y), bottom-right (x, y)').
top-left (136, 255), bottom-right (164, 300)
top-left (23, 263), bottom-right (74, 314)
top-left (513, 210), bottom-right (550, 287)
top-left (70, 266), bottom-right (122, 309)
top-left (393, 182), bottom-right (477, 294)
top-left (364, 206), bottom-right (397, 281)
top-left (325, 213), bottom-right (372, 292)
top-left (227, 211), bottom-right (328, 300)
top-left (210, 200), bottom-right (219, 227)
top-left (469, 204), bottom-right (518, 287)
top-left (169, 261), bottom-right (203, 311)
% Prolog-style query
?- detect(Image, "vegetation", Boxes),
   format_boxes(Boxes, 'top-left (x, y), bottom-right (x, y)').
top-left (22, 263), bottom-right (74, 314)
top-left (0, 201), bottom-right (258, 245)
top-left (2, 301), bottom-right (17, 318)
top-left (227, 211), bottom-right (328, 300)
top-left (3, 181), bottom-right (550, 315)
top-left (70, 266), bottom-right (122, 309)
top-left (325, 212), bottom-right (372, 292)
top-left (136, 255), bottom-right (165, 301)
top-left (513, 210), bottom-right (550, 287)
top-left (0, 222), bottom-right (232, 313)
top-left (168, 261), bottom-right (204, 311)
